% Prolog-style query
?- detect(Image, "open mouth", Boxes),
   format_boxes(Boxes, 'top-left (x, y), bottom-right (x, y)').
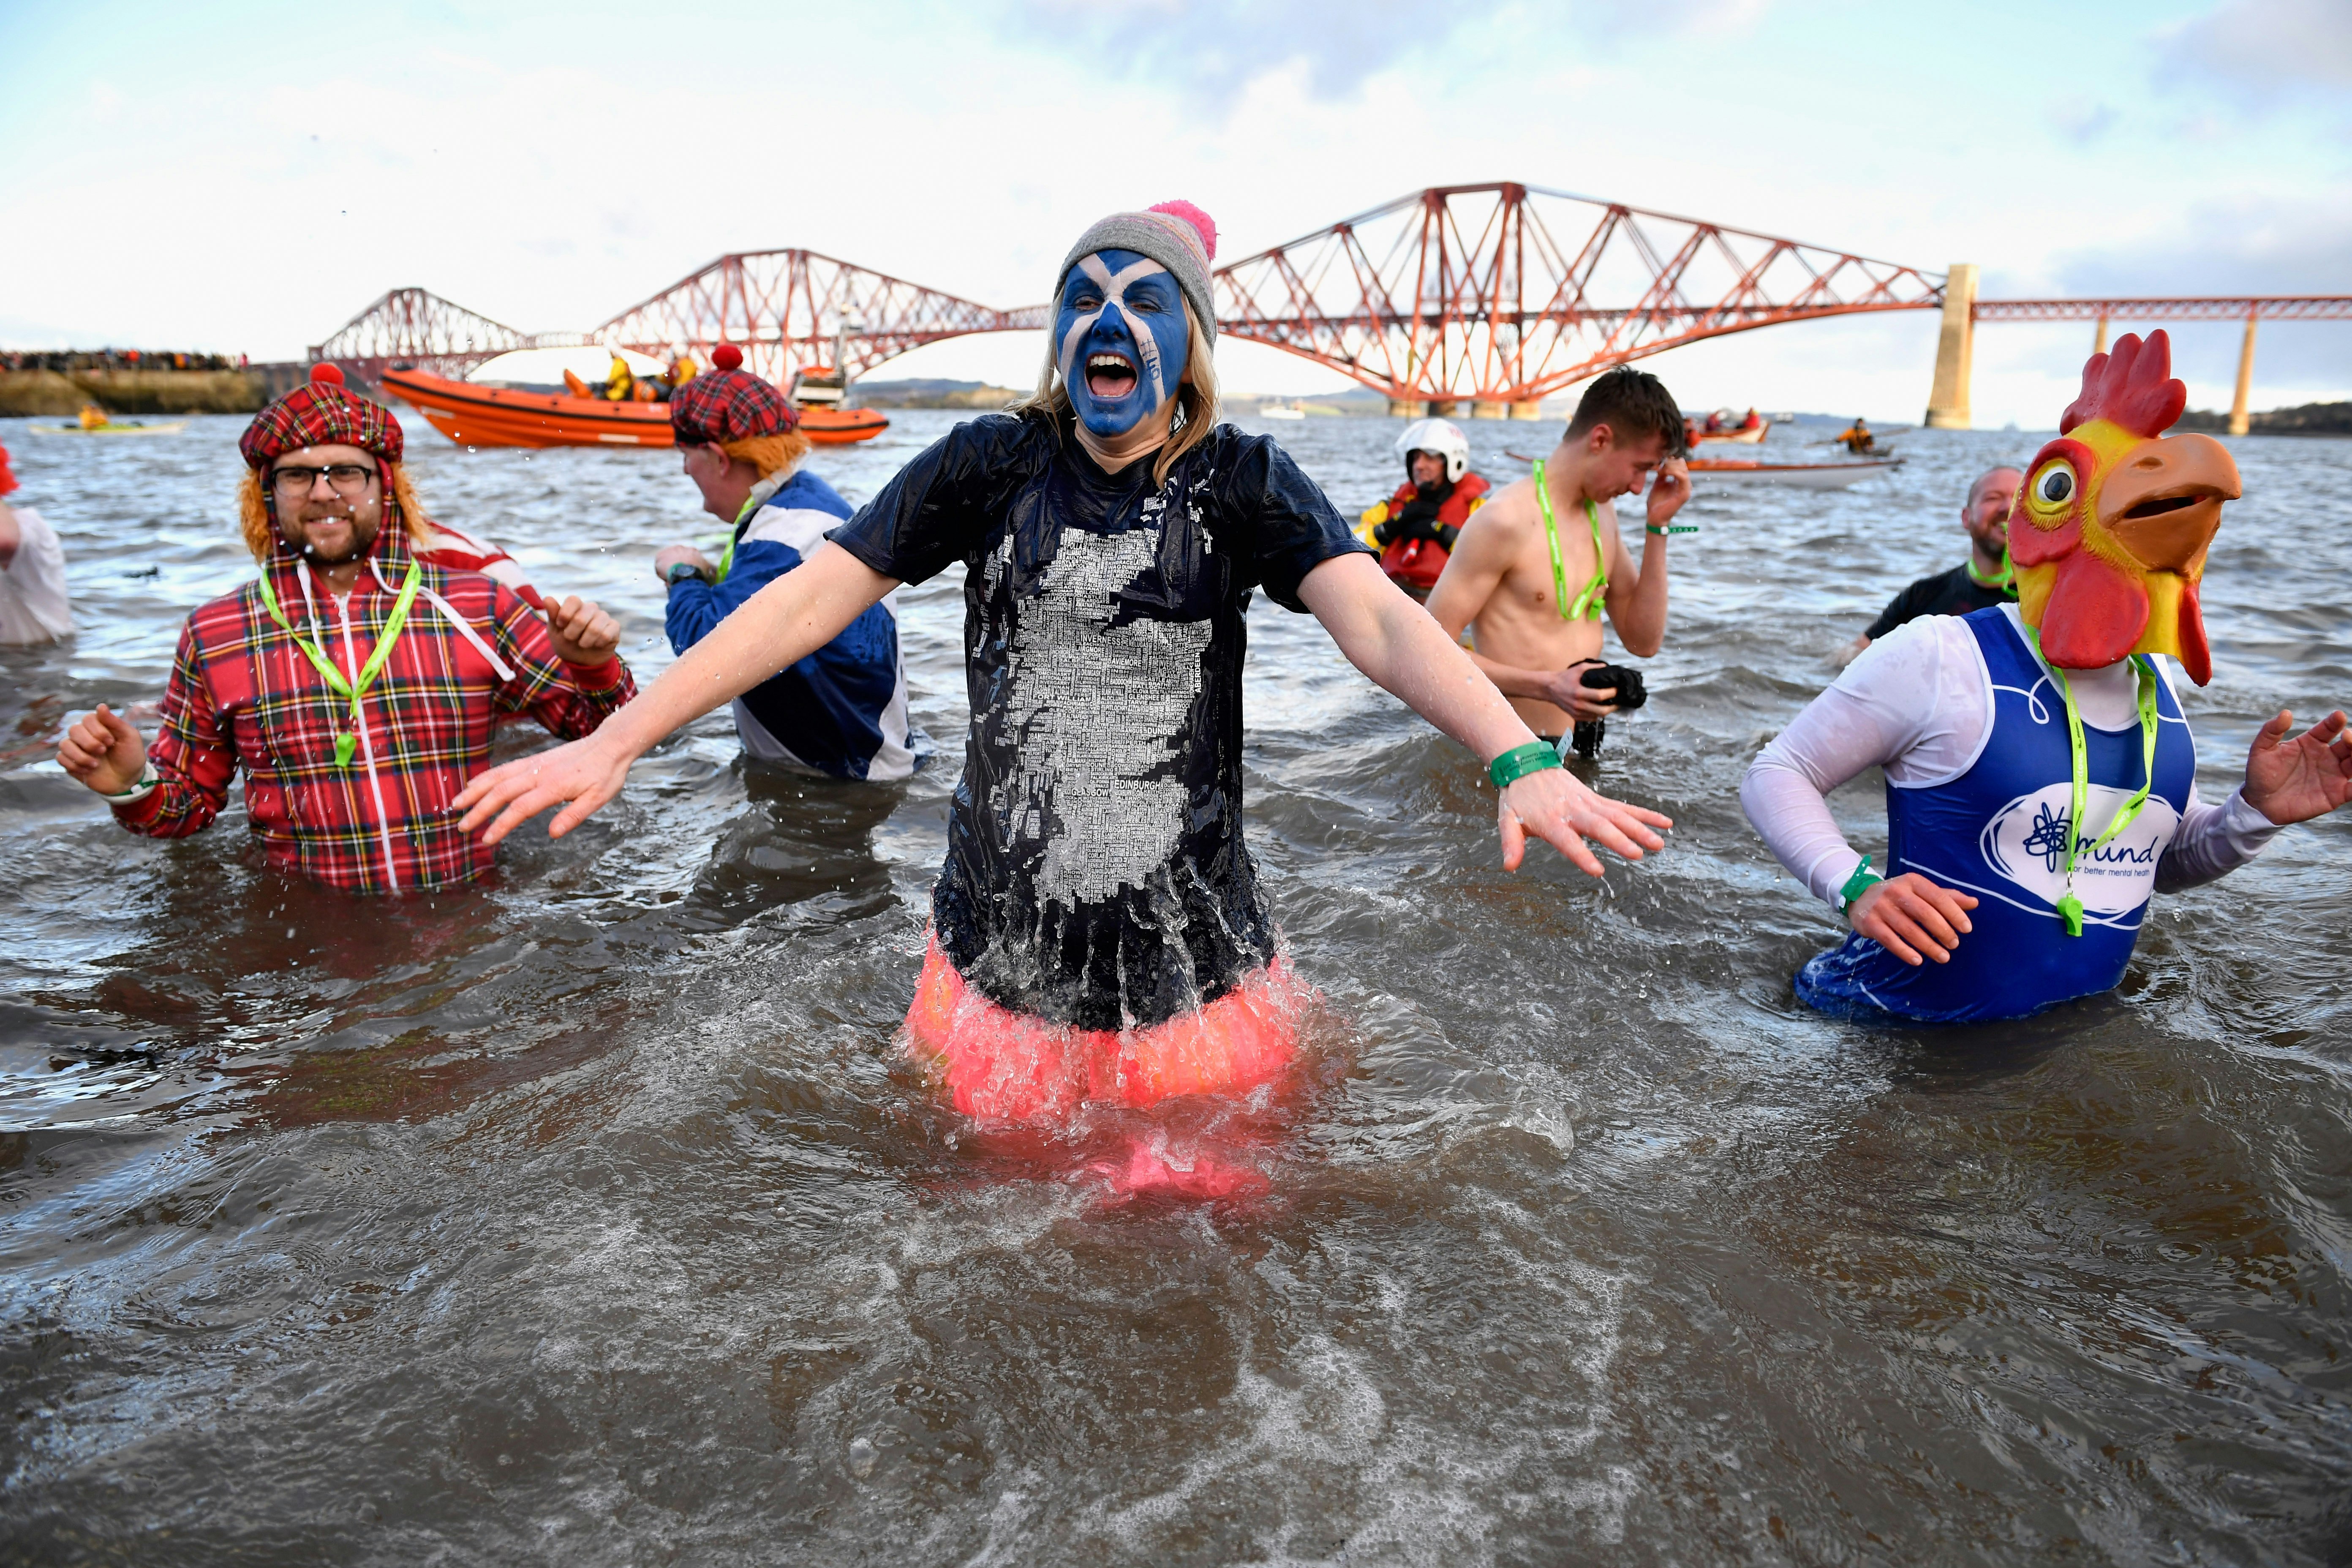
top-left (1085, 352), bottom-right (1138, 400)
top-left (2121, 490), bottom-right (2210, 520)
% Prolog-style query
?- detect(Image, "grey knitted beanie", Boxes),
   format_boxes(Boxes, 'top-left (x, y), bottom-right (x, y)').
top-left (1053, 201), bottom-right (1220, 346)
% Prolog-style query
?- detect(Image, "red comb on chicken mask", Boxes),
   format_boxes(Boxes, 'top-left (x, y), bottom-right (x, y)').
top-left (2008, 329), bottom-right (2241, 685)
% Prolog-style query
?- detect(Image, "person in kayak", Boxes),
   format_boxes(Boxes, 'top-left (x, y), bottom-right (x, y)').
top-left (1832, 465), bottom-right (2021, 667)
top-left (455, 199), bottom-right (1671, 1126)
top-left (1836, 417), bottom-right (1876, 455)
top-left (1742, 332), bottom-right (2350, 1024)
top-left (1355, 417), bottom-right (1488, 601)
top-left (651, 346), bottom-right (925, 781)
top-left (1422, 366), bottom-right (1692, 754)
top-left (54, 365), bottom-right (637, 893)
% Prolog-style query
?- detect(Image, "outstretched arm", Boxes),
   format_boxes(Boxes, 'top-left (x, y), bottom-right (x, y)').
top-left (455, 542), bottom-right (896, 843)
top-left (1299, 552), bottom-right (1671, 877)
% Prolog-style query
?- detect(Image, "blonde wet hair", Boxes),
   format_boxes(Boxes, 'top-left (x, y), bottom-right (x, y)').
top-left (1013, 301), bottom-right (1219, 489)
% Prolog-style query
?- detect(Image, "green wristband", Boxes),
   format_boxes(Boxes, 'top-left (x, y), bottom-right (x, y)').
top-left (1647, 523), bottom-right (1698, 536)
top-left (1488, 741), bottom-right (1564, 789)
top-left (1837, 855), bottom-right (1884, 912)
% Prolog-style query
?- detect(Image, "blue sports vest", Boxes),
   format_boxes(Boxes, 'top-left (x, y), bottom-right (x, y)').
top-left (1796, 608), bottom-right (2196, 1024)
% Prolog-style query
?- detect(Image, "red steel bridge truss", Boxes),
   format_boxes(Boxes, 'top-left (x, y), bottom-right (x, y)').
top-left (1214, 182), bottom-right (1946, 406)
top-left (313, 187), bottom-right (2352, 404)
top-left (590, 251), bottom-right (1047, 388)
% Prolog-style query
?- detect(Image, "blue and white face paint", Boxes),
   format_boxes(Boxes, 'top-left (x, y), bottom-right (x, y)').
top-left (1056, 248), bottom-right (1191, 441)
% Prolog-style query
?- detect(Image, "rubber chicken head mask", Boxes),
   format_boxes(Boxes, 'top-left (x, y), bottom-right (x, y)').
top-left (2009, 329), bottom-right (2241, 684)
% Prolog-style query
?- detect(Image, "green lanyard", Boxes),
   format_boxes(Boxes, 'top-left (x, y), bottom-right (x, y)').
top-left (1533, 459), bottom-right (1606, 621)
top-left (710, 490), bottom-right (764, 585)
top-left (2023, 625), bottom-right (2160, 937)
top-left (255, 556), bottom-right (423, 769)
top-left (1967, 548), bottom-right (2016, 594)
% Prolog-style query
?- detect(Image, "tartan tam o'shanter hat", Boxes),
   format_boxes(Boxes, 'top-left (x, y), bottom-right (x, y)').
top-left (239, 364), bottom-right (405, 469)
top-left (669, 345), bottom-right (799, 445)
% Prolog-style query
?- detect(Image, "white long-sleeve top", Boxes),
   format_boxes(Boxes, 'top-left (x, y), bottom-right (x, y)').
top-left (1741, 605), bottom-right (2280, 910)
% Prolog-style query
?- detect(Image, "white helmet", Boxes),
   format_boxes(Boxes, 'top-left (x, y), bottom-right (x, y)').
top-left (1395, 418), bottom-right (1470, 484)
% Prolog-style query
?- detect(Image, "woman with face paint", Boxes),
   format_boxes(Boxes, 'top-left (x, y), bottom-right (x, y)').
top-left (457, 201), bottom-right (1671, 1133)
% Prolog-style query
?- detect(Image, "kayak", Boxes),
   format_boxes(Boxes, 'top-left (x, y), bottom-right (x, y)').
top-left (1693, 425), bottom-right (1767, 444)
top-left (1687, 457), bottom-right (1901, 490)
top-left (28, 420), bottom-right (188, 437)
top-left (378, 368), bottom-right (889, 449)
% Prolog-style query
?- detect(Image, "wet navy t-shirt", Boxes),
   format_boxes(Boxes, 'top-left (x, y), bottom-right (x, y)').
top-left (832, 412), bottom-right (1368, 1029)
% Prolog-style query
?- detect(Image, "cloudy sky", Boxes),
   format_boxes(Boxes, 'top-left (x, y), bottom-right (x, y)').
top-left (1, 0), bottom-right (2344, 423)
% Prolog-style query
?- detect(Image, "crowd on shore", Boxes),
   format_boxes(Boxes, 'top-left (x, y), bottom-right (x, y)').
top-left (3, 349), bottom-right (253, 374)
top-left (9, 200), bottom-right (2349, 1187)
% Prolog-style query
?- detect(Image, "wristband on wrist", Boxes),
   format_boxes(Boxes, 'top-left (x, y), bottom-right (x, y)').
top-left (103, 761), bottom-right (160, 802)
top-left (1837, 855), bottom-right (1884, 912)
top-left (1646, 523), bottom-right (1698, 536)
top-left (1488, 741), bottom-right (1564, 789)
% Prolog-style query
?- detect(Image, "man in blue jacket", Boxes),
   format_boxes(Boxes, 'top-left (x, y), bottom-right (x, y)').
top-left (652, 346), bottom-right (926, 780)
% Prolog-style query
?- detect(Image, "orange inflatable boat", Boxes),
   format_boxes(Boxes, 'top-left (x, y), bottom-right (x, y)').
top-left (378, 368), bottom-right (889, 449)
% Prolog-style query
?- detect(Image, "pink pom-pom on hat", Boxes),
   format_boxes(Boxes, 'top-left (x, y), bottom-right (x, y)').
top-left (1147, 199), bottom-right (1217, 263)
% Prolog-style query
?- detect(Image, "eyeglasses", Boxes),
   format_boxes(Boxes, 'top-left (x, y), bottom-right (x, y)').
top-left (270, 463), bottom-right (378, 496)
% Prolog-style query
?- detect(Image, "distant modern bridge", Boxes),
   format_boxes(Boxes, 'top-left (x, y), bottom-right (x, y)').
top-left (313, 182), bottom-right (2352, 435)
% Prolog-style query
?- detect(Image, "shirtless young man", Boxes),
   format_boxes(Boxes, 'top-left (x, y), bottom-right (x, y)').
top-left (1424, 366), bottom-right (1691, 749)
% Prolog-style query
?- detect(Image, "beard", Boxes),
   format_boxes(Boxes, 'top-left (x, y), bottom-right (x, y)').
top-left (290, 509), bottom-right (379, 566)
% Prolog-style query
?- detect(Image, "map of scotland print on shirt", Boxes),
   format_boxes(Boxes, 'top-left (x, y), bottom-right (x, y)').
top-left (992, 521), bottom-right (1213, 906)
top-left (1979, 781), bottom-right (2180, 918)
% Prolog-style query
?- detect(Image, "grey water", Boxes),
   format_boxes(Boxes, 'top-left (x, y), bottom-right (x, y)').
top-left (2, 405), bottom-right (2348, 1565)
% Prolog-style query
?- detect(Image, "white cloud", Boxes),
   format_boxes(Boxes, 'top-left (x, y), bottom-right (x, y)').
top-left (2155, 0), bottom-right (2352, 93)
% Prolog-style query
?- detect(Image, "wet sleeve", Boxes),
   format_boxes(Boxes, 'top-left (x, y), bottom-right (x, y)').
top-left (114, 621), bottom-right (235, 839)
top-left (1740, 620), bottom-right (1986, 907)
top-left (490, 583), bottom-right (636, 739)
top-left (2155, 784), bottom-right (2283, 893)
top-left (1225, 432), bottom-right (1374, 612)
top-left (830, 416), bottom-right (1031, 587)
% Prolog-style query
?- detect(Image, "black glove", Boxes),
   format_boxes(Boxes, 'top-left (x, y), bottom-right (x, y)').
top-left (1567, 664), bottom-right (1649, 758)
top-left (1577, 662), bottom-right (1648, 711)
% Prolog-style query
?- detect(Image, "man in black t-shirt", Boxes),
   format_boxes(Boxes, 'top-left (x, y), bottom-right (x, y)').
top-left (1835, 465), bottom-right (2022, 667)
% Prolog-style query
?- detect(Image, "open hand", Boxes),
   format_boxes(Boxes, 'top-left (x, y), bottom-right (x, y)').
top-left (455, 732), bottom-right (633, 844)
top-left (2242, 708), bottom-right (2351, 826)
top-left (57, 703), bottom-right (147, 796)
top-left (1647, 457), bottom-right (1690, 531)
top-left (1497, 766), bottom-right (1671, 877)
top-left (1848, 873), bottom-right (1977, 965)
top-left (546, 595), bottom-right (620, 666)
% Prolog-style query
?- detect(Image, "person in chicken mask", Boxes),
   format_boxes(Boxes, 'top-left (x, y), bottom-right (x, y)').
top-left (1741, 333), bottom-right (2351, 1024)
top-left (454, 200), bottom-right (1671, 1153)
top-left (1357, 418), bottom-right (1488, 601)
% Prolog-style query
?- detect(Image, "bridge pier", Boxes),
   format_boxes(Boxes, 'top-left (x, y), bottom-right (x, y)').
top-left (1470, 400), bottom-right (1513, 420)
top-left (2093, 315), bottom-right (2109, 355)
top-left (1508, 400), bottom-right (1548, 420)
top-left (2229, 313), bottom-right (2258, 436)
top-left (1922, 262), bottom-right (1978, 429)
top-left (1387, 398), bottom-right (1425, 419)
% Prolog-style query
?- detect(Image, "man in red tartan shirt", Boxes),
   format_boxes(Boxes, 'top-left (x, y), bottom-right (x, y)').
top-left (56, 366), bottom-right (637, 892)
